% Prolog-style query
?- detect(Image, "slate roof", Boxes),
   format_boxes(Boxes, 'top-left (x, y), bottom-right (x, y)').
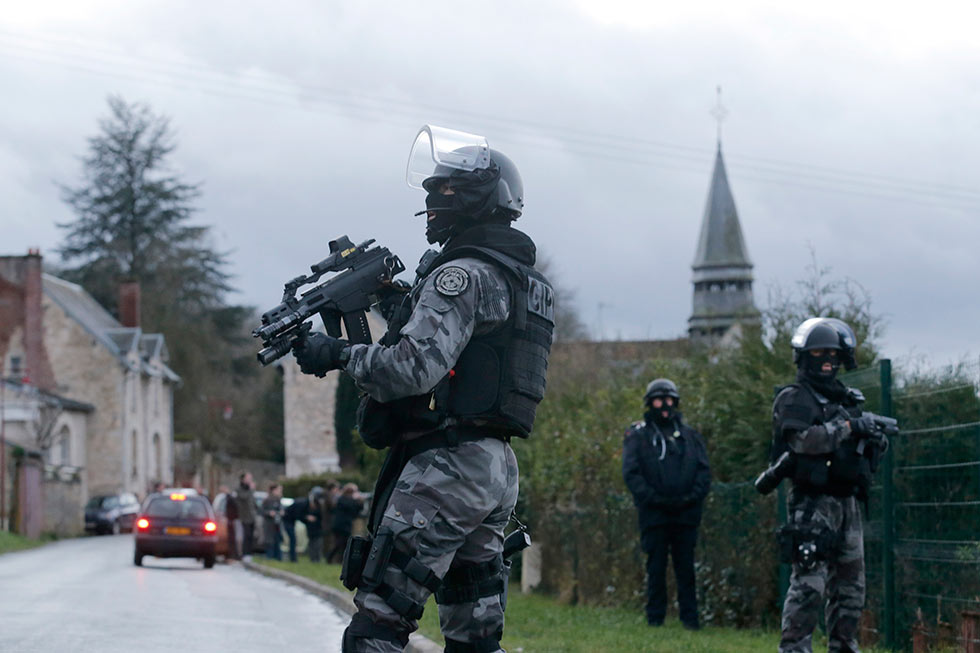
top-left (692, 145), bottom-right (753, 269)
top-left (42, 274), bottom-right (180, 383)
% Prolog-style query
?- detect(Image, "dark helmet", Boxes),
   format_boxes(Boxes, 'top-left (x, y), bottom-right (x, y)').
top-left (643, 378), bottom-right (680, 405)
top-left (421, 148), bottom-right (523, 219)
top-left (408, 125), bottom-right (523, 244)
top-left (791, 317), bottom-right (858, 370)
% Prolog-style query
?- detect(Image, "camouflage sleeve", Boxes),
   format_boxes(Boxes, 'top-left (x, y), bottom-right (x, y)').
top-left (775, 388), bottom-right (852, 456)
top-left (343, 258), bottom-right (510, 402)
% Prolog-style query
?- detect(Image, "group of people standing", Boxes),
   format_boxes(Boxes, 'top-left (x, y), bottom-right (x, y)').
top-left (257, 479), bottom-right (366, 563)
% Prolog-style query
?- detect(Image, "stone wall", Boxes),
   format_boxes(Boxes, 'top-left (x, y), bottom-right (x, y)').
top-left (281, 313), bottom-right (386, 478)
top-left (282, 360), bottom-right (340, 477)
top-left (39, 294), bottom-right (126, 495)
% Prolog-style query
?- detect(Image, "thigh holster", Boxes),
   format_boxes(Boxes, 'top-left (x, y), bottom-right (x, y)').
top-left (436, 555), bottom-right (507, 606)
top-left (346, 528), bottom-right (442, 620)
top-left (778, 524), bottom-right (842, 571)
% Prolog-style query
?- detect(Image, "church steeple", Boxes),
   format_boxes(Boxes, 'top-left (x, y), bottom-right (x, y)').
top-left (688, 141), bottom-right (759, 342)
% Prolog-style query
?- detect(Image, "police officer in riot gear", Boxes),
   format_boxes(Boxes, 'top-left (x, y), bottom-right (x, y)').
top-left (292, 125), bottom-right (554, 652)
top-left (772, 318), bottom-right (889, 653)
top-left (622, 378), bottom-right (711, 630)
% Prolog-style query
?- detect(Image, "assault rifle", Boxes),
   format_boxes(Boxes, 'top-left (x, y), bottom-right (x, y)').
top-left (253, 236), bottom-right (406, 365)
top-left (754, 412), bottom-right (898, 495)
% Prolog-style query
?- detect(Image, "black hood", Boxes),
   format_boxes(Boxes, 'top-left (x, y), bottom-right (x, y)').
top-left (441, 223), bottom-right (537, 267)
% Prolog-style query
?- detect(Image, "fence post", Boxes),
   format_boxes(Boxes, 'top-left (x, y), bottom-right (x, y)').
top-left (880, 359), bottom-right (896, 650)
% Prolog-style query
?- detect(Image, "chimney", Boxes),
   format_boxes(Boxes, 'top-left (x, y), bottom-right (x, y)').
top-left (22, 250), bottom-right (57, 391)
top-left (119, 281), bottom-right (141, 328)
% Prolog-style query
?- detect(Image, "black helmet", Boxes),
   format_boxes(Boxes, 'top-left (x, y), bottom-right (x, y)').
top-left (791, 317), bottom-right (858, 369)
top-left (420, 148), bottom-right (523, 219)
top-left (644, 378), bottom-right (680, 405)
top-left (408, 125), bottom-right (523, 244)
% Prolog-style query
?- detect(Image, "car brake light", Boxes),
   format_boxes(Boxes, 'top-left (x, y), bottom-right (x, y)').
top-left (204, 521), bottom-right (217, 533)
top-left (136, 518), bottom-right (150, 530)
top-left (170, 493), bottom-right (186, 501)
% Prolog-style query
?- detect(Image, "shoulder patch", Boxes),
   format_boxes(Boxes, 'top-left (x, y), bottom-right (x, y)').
top-left (434, 266), bottom-right (470, 296)
top-left (624, 421), bottom-right (645, 438)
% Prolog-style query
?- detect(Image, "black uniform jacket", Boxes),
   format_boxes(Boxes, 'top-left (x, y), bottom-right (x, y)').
top-left (622, 419), bottom-right (711, 530)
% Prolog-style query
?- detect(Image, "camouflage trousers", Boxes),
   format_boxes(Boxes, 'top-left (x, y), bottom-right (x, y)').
top-left (346, 437), bottom-right (519, 652)
top-left (779, 492), bottom-right (865, 653)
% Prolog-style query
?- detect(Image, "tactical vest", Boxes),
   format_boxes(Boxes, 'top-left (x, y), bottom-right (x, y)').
top-left (772, 383), bottom-right (871, 499)
top-left (382, 245), bottom-right (555, 439)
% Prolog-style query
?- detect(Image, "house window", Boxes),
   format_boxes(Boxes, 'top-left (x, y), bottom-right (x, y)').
top-left (9, 356), bottom-right (21, 376)
top-left (59, 425), bottom-right (71, 465)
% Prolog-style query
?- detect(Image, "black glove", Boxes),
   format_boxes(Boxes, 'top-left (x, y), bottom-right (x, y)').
top-left (292, 333), bottom-right (350, 377)
top-left (376, 280), bottom-right (412, 322)
top-left (850, 414), bottom-right (878, 438)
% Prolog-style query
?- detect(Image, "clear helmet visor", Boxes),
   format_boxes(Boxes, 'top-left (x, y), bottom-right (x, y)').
top-left (406, 125), bottom-right (490, 189)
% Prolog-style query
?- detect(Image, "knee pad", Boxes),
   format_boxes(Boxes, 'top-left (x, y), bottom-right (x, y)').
top-left (342, 613), bottom-right (409, 652)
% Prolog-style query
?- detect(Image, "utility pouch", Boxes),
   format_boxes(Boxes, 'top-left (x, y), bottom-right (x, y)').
top-left (361, 527), bottom-right (396, 589)
top-left (357, 396), bottom-right (398, 450)
top-left (341, 535), bottom-right (372, 591)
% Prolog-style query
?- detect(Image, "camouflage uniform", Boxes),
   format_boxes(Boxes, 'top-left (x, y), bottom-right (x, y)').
top-left (775, 384), bottom-right (866, 653)
top-left (343, 257), bottom-right (519, 653)
top-left (780, 491), bottom-right (864, 653)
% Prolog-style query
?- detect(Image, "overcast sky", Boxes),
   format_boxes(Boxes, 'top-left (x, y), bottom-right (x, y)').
top-left (2, 1), bottom-right (978, 367)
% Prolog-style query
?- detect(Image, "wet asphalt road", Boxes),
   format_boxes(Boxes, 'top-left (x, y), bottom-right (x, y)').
top-left (0, 534), bottom-right (347, 652)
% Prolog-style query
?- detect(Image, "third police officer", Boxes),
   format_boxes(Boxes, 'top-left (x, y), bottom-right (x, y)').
top-left (622, 378), bottom-right (711, 630)
top-left (292, 125), bottom-right (554, 652)
top-left (767, 318), bottom-right (890, 653)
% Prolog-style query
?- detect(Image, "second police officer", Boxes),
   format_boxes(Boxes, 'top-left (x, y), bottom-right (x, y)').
top-left (622, 378), bottom-right (711, 630)
top-left (292, 125), bottom-right (555, 653)
top-left (769, 318), bottom-right (890, 653)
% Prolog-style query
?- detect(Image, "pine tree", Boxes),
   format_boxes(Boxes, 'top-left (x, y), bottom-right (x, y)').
top-left (58, 95), bottom-right (229, 315)
top-left (57, 96), bottom-right (283, 461)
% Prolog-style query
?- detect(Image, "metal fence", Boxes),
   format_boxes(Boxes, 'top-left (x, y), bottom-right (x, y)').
top-left (841, 358), bottom-right (980, 651)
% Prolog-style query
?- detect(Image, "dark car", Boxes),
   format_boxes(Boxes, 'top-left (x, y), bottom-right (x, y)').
top-left (84, 493), bottom-right (140, 535)
top-left (133, 492), bottom-right (218, 568)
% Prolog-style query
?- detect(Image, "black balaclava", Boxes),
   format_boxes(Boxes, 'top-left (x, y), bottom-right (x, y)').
top-left (798, 350), bottom-right (848, 401)
top-left (644, 397), bottom-right (678, 428)
top-left (419, 163), bottom-right (503, 245)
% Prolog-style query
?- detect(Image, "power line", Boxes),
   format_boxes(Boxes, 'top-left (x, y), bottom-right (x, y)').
top-left (1, 29), bottom-right (979, 211)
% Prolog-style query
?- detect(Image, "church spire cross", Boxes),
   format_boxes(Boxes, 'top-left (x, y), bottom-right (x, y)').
top-left (710, 85), bottom-right (728, 146)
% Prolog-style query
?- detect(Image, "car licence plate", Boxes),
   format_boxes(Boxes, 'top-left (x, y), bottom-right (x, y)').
top-left (165, 527), bottom-right (191, 535)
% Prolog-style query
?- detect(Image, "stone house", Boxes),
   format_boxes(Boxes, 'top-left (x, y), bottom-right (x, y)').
top-left (0, 251), bottom-right (179, 533)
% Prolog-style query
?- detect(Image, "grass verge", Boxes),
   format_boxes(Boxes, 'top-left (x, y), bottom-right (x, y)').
top-left (257, 559), bottom-right (789, 651)
top-left (256, 559), bottom-right (899, 652)
top-left (0, 530), bottom-right (46, 556)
